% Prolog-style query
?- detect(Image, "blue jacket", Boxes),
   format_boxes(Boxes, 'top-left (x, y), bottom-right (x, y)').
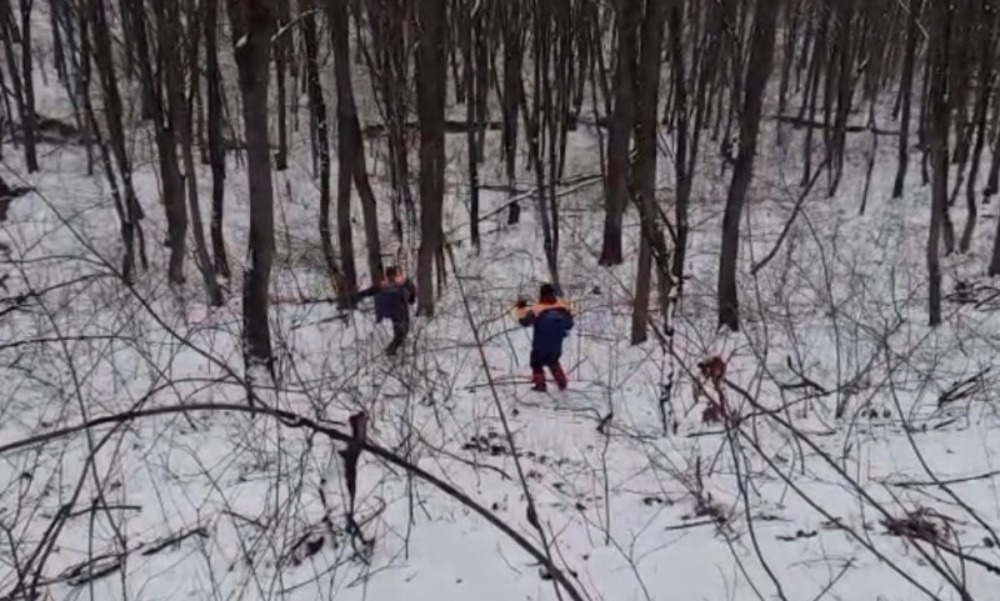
top-left (515, 299), bottom-right (574, 357)
top-left (356, 275), bottom-right (416, 323)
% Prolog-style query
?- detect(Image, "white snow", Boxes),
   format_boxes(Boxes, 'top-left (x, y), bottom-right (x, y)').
top-left (3, 8), bottom-right (1000, 601)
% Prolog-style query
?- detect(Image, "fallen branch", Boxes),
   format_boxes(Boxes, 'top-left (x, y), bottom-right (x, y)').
top-left (889, 470), bottom-right (1000, 488)
top-left (0, 402), bottom-right (586, 601)
top-left (937, 368), bottom-right (990, 407)
top-left (770, 114), bottom-right (899, 136)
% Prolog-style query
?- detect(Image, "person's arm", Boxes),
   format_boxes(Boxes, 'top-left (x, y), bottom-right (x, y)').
top-left (352, 285), bottom-right (377, 302)
top-left (405, 279), bottom-right (417, 304)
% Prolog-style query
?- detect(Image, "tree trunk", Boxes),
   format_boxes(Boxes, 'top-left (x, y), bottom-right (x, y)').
top-left (598, 0), bottom-right (640, 266)
top-left (329, 0), bottom-right (383, 288)
top-left (630, 0), bottom-right (667, 345)
top-left (273, 0), bottom-right (290, 170)
top-left (152, 0), bottom-right (188, 285)
top-left (461, 0), bottom-right (481, 250)
top-left (674, 0), bottom-right (722, 296)
top-left (927, 0), bottom-right (950, 326)
top-left (87, 0), bottom-right (148, 279)
top-left (205, 0), bottom-right (230, 281)
top-left (501, 0), bottom-right (523, 224)
top-left (228, 0), bottom-right (276, 384)
top-left (717, 0), bottom-right (782, 331)
top-left (960, 1), bottom-right (995, 253)
top-left (0, 0), bottom-right (39, 172)
top-left (79, 1), bottom-right (135, 282)
top-left (17, 0), bottom-right (38, 171)
top-left (415, 0), bottom-right (447, 316)
top-left (892, 0), bottom-right (921, 199)
top-left (178, 0), bottom-right (222, 306)
top-left (302, 0), bottom-right (342, 292)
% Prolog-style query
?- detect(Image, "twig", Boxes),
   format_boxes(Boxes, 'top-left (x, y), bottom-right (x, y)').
top-left (751, 156), bottom-right (830, 275)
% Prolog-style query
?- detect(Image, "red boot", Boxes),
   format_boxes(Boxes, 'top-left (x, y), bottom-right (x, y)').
top-left (550, 362), bottom-right (568, 391)
top-left (531, 368), bottom-right (547, 392)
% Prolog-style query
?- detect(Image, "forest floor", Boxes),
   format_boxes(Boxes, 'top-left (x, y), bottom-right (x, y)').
top-left (5, 16), bottom-right (1000, 601)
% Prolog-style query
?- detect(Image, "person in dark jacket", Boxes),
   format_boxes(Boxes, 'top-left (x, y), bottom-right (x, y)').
top-left (353, 265), bottom-right (417, 356)
top-left (513, 283), bottom-right (574, 391)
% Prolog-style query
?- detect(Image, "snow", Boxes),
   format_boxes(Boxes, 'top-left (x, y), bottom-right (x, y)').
top-left (4, 9), bottom-right (1000, 601)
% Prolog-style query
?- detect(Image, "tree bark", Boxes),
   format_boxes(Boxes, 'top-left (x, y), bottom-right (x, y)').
top-left (717, 0), bottom-right (782, 331)
top-left (927, 0), bottom-right (950, 326)
top-left (205, 0), bottom-right (230, 281)
top-left (598, 0), bottom-right (640, 266)
top-left (415, 0), bottom-right (447, 316)
top-left (227, 0), bottom-right (276, 382)
top-left (892, 0), bottom-right (922, 199)
top-left (630, 0), bottom-right (667, 345)
top-left (273, 0), bottom-right (290, 170)
top-left (302, 0), bottom-right (342, 292)
top-left (153, 0), bottom-right (188, 285)
top-left (329, 0), bottom-right (383, 289)
top-left (178, 0), bottom-right (222, 306)
top-left (960, 0), bottom-right (995, 253)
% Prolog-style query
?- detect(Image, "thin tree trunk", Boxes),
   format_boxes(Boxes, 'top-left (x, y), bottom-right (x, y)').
top-left (80, 0), bottom-right (135, 282)
top-left (205, 0), bottom-right (230, 281)
top-left (501, 0), bottom-right (523, 224)
top-left (462, 0), bottom-right (481, 250)
top-left (892, 0), bottom-right (922, 199)
top-left (717, 0), bottom-right (782, 331)
top-left (273, 0), bottom-right (290, 170)
top-left (179, 0), bottom-right (222, 306)
top-left (927, 0), bottom-right (950, 326)
top-left (598, 0), bottom-right (640, 266)
top-left (154, 0), bottom-right (188, 285)
top-left (630, 0), bottom-right (667, 344)
top-left (960, 3), bottom-right (994, 253)
top-left (228, 0), bottom-right (277, 385)
top-left (302, 0), bottom-right (342, 292)
top-left (329, 0), bottom-right (382, 287)
top-left (87, 0), bottom-right (148, 278)
top-left (17, 0), bottom-right (37, 171)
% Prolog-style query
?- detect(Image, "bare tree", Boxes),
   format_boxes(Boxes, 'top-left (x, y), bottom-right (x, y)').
top-left (892, 0), bottom-right (923, 199)
top-left (205, 0), bottom-right (231, 282)
top-left (227, 0), bottom-right (277, 384)
top-left (598, 0), bottom-right (640, 266)
top-left (150, 0), bottom-right (189, 285)
top-left (86, 0), bottom-right (148, 281)
top-left (329, 0), bottom-right (383, 289)
top-left (718, 0), bottom-right (782, 331)
top-left (1, 0), bottom-right (39, 171)
top-left (415, 0), bottom-right (447, 315)
top-left (630, 0), bottom-right (667, 345)
top-left (927, 0), bottom-right (951, 326)
top-left (273, 0), bottom-right (291, 170)
top-left (176, 0), bottom-right (223, 306)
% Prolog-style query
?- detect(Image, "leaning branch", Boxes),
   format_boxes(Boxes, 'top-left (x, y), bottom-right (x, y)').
top-left (0, 402), bottom-right (587, 601)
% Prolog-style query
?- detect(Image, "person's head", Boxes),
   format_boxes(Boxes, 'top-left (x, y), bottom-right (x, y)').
top-left (385, 265), bottom-right (400, 279)
top-left (539, 283), bottom-right (557, 303)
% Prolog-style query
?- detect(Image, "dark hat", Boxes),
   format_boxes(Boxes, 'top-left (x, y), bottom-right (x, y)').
top-left (539, 283), bottom-right (557, 298)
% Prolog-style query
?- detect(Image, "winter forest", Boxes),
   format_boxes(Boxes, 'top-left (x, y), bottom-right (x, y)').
top-left (4, 0), bottom-right (1000, 598)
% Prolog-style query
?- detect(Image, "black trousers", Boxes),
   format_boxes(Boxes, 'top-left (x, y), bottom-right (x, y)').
top-left (385, 319), bottom-right (409, 356)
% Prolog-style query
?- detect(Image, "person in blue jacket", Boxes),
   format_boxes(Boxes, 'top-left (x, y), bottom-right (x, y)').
top-left (513, 283), bottom-right (574, 391)
top-left (353, 265), bottom-right (417, 356)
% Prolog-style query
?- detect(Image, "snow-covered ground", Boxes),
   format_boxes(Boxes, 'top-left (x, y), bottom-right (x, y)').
top-left (5, 12), bottom-right (1000, 601)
